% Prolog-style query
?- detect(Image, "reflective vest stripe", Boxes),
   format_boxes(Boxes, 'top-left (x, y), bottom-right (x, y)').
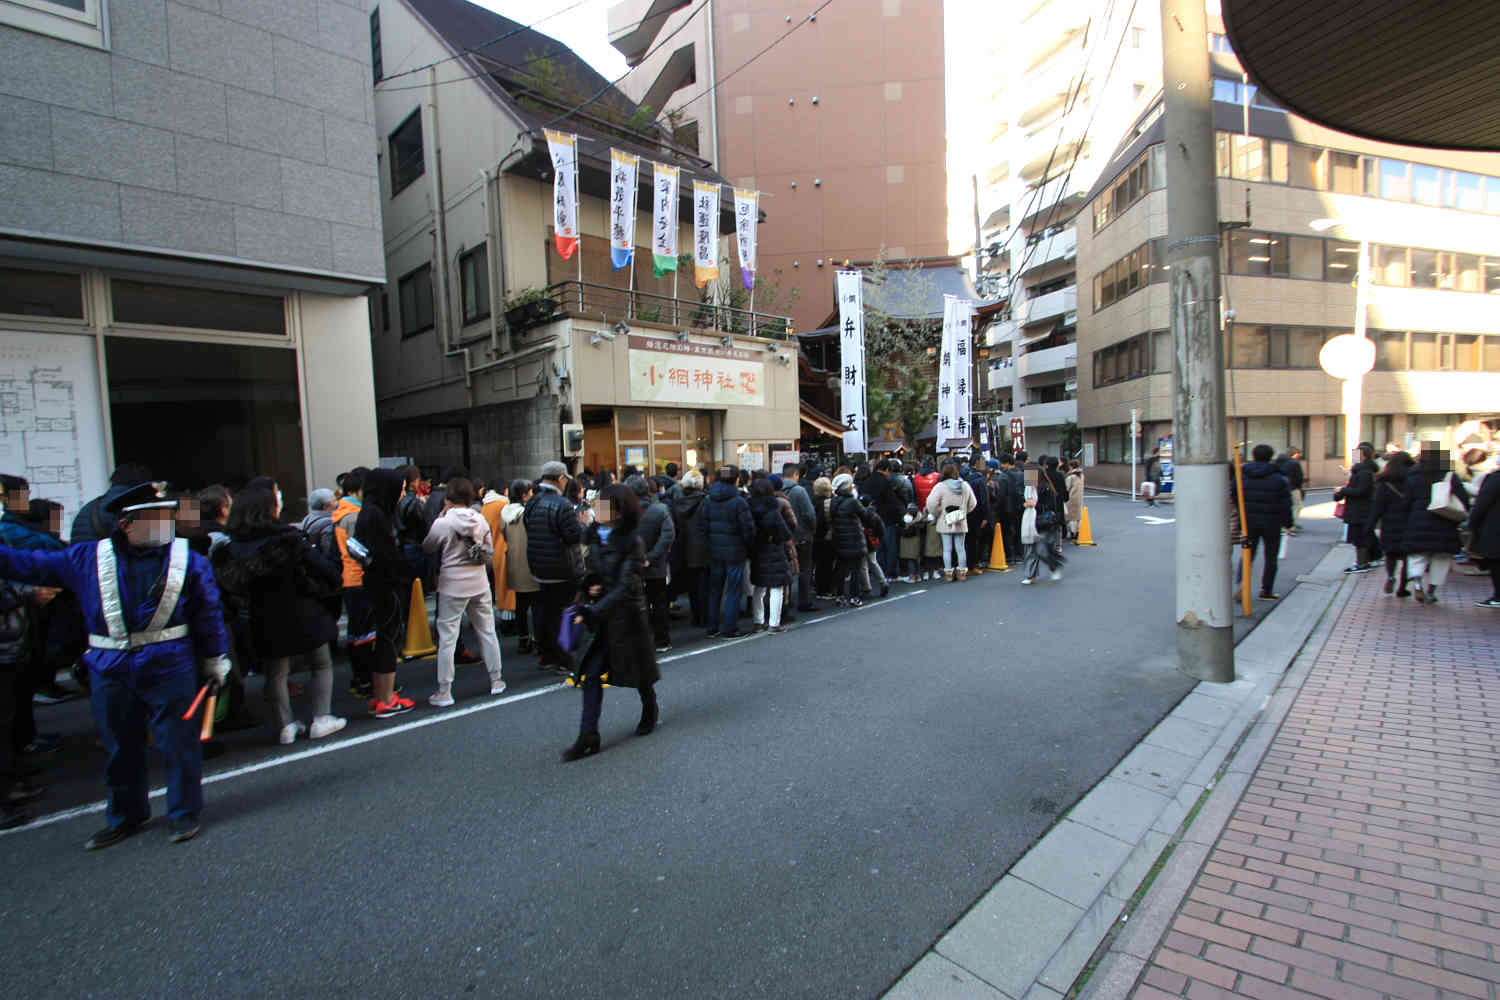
top-left (88, 538), bottom-right (191, 651)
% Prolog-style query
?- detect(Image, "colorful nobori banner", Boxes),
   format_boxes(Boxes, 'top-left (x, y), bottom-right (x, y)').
top-left (651, 163), bottom-right (680, 277)
top-left (692, 180), bottom-right (720, 288)
top-left (836, 270), bottom-right (866, 455)
top-left (608, 149), bottom-right (638, 271)
top-left (937, 294), bottom-right (974, 452)
top-left (544, 129), bottom-right (579, 260)
top-left (733, 188), bottom-right (758, 290)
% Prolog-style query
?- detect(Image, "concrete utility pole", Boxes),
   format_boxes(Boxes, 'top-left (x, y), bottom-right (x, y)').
top-left (1161, 0), bottom-right (1233, 682)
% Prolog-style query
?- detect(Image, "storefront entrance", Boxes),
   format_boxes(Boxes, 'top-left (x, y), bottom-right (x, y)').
top-left (580, 406), bottom-right (715, 476)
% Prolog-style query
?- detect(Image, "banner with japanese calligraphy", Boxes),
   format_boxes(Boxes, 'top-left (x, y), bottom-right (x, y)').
top-left (544, 129), bottom-right (579, 260)
top-left (733, 188), bottom-right (758, 290)
top-left (627, 335), bottom-right (764, 407)
top-left (836, 270), bottom-right (866, 454)
top-left (937, 294), bottom-right (974, 451)
top-left (608, 149), bottom-right (637, 271)
top-left (692, 180), bottom-right (720, 288)
top-left (651, 163), bottom-right (679, 277)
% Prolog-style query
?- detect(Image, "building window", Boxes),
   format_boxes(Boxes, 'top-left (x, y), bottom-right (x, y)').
top-left (1093, 144), bottom-right (1163, 231)
top-left (105, 337), bottom-right (308, 520)
top-left (0, 0), bottom-right (107, 49)
top-left (458, 244), bottom-right (490, 325)
top-left (110, 280), bottom-right (286, 335)
top-left (0, 266), bottom-right (84, 319)
top-left (398, 263), bottom-right (434, 337)
top-left (1324, 239), bottom-right (1359, 281)
top-left (389, 109), bottom-right (424, 196)
top-left (370, 9), bottom-right (383, 84)
top-left (1325, 416), bottom-right (1344, 460)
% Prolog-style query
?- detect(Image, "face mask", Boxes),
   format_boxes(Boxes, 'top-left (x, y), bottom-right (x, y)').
top-left (903, 513), bottom-right (915, 525)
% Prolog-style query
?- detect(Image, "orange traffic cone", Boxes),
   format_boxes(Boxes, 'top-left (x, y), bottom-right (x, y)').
top-left (401, 577), bottom-right (437, 659)
top-left (1075, 506), bottom-right (1098, 546)
top-left (988, 524), bottom-right (1012, 572)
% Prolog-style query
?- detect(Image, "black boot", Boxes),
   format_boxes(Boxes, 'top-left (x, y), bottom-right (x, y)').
top-left (561, 733), bottom-right (601, 761)
top-left (635, 702), bottom-right (658, 736)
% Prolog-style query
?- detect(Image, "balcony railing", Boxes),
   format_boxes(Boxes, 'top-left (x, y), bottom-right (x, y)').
top-left (1020, 285), bottom-right (1077, 326)
top-left (1016, 343), bottom-right (1077, 379)
top-left (987, 363), bottom-right (1016, 391)
top-left (545, 280), bottom-right (793, 340)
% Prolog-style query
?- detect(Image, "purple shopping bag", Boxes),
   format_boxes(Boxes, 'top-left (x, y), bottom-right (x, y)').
top-left (558, 604), bottom-right (584, 654)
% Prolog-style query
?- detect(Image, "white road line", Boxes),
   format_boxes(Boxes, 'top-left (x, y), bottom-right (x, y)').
top-left (1, 587), bottom-right (928, 838)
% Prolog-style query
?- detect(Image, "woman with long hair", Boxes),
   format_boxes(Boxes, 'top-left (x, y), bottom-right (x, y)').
top-left (220, 482), bottom-right (346, 743)
top-left (562, 484), bottom-right (660, 761)
top-left (748, 477), bottom-right (792, 633)
top-left (1022, 457), bottom-right (1068, 585)
top-left (1401, 443), bottom-right (1470, 605)
top-left (923, 462), bottom-right (977, 582)
top-left (1371, 450), bottom-right (1415, 596)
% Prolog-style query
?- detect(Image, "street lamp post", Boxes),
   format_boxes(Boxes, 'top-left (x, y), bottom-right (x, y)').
top-left (1310, 219), bottom-right (1374, 462)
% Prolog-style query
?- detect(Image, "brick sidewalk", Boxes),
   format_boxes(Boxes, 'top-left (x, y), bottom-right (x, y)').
top-left (1133, 565), bottom-right (1500, 1000)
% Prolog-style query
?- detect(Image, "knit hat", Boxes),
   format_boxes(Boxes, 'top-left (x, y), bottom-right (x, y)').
top-left (768, 474), bottom-right (784, 490)
top-left (832, 473), bottom-right (854, 493)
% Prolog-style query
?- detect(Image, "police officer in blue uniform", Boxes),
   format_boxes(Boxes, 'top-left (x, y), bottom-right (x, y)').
top-left (0, 482), bottom-right (230, 849)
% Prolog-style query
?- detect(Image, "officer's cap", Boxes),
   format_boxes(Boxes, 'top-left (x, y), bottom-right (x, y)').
top-left (106, 481), bottom-right (179, 515)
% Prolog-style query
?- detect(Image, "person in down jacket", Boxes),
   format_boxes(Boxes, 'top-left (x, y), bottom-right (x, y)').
top-left (1370, 450), bottom-right (1415, 597)
top-left (924, 463), bottom-right (977, 581)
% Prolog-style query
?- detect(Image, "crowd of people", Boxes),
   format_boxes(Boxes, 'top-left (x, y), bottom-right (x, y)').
top-left (0, 448), bottom-right (1093, 836)
top-left (1335, 439), bottom-right (1499, 608)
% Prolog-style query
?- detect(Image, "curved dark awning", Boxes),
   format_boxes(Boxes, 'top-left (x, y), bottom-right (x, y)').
top-left (1222, 0), bottom-right (1500, 152)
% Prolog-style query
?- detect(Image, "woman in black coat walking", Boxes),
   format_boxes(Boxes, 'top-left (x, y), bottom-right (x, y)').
top-left (1401, 443), bottom-right (1470, 605)
top-left (1370, 451), bottom-right (1414, 597)
top-left (563, 484), bottom-right (660, 761)
top-left (748, 478), bottom-right (792, 633)
top-left (1467, 469), bottom-right (1500, 609)
top-left (1334, 443), bottom-right (1380, 572)
top-left (218, 483), bottom-right (346, 744)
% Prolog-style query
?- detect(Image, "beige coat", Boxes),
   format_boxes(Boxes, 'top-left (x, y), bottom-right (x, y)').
top-left (1065, 472), bottom-right (1085, 523)
top-left (924, 477), bottom-right (977, 533)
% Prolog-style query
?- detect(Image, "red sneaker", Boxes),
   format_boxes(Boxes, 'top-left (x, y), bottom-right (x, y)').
top-left (372, 698), bottom-right (413, 719)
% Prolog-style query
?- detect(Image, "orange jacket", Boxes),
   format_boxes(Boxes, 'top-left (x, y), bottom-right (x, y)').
top-left (332, 497), bottom-right (364, 589)
top-left (481, 495), bottom-right (515, 611)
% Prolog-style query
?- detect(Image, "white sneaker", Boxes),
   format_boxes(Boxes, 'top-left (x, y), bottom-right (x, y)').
top-left (490, 677), bottom-right (507, 696)
top-left (309, 715), bottom-right (346, 740)
top-left (1049, 571), bottom-right (1062, 582)
top-left (278, 721), bottom-right (307, 745)
top-left (428, 690), bottom-right (455, 708)
top-left (1021, 577), bottom-right (1034, 585)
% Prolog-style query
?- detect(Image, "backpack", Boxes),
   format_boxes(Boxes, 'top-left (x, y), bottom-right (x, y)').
top-left (0, 579), bottom-right (33, 665)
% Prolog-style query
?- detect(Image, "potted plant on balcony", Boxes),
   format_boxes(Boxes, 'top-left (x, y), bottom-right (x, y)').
top-left (504, 287), bottom-right (559, 332)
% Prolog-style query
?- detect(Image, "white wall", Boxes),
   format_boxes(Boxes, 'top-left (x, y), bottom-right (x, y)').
top-left (298, 292), bottom-right (381, 488)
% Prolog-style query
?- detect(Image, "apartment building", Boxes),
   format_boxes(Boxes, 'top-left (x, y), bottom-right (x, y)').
top-left (0, 0), bottom-right (384, 530)
top-left (370, 0), bottom-right (799, 478)
top-left (966, 0), bottom-right (1160, 459)
top-left (606, 0), bottom-right (715, 166)
top-left (1076, 32), bottom-right (1500, 489)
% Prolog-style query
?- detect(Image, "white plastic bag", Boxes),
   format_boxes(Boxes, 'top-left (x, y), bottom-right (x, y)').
top-left (1429, 473), bottom-right (1466, 522)
top-left (1277, 530), bottom-right (1288, 559)
top-left (1020, 485), bottom-right (1039, 544)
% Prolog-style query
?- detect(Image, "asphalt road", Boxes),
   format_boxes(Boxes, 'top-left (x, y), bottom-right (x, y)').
top-left (0, 494), bottom-right (1342, 998)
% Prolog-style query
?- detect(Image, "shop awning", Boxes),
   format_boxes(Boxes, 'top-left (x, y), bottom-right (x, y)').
top-left (1222, 0), bottom-right (1500, 151)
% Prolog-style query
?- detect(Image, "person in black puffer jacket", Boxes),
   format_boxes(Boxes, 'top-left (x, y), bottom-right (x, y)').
top-left (1370, 451), bottom-right (1415, 596)
top-left (219, 483), bottom-right (346, 743)
top-left (828, 473), bottom-right (876, 605)
top-left (1234, 444), bottom-right (1294, 599)
top-left (561, 484), bottom-right (659, 761)
top-left (748, 479), bottom-right (792, 632)
top-left (526, 461), bottom-right (583, 672)
top-left (669, 472), bottom-right (710, 626)
top-left (698, 469), bottom-right (755, 638)
top-left (1467, 468), bottom-right (1500, 609)
top-left (1401, 443), bottom-right (1470, 605)
top-left (627, 475), bottom-right (675, 651)
top-left (354, 467), bottom-right (416, 717)
top-left (1334, 443), bottom-right (1380, 572)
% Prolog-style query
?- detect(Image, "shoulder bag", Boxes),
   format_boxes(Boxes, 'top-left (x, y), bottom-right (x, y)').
top-left (1428, 473), bottom-right (1467, 523)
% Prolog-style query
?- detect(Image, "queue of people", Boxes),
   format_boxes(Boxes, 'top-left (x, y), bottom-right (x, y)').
top-left (0, 449), bottom-right (1085, 838)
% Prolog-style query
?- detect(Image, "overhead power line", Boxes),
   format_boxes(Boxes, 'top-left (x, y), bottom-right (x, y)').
top-left (378, 0), bottom-right (594, 85)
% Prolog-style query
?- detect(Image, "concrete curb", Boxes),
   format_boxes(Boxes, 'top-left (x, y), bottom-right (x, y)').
top-left (884, 543), bottom-right (1355, 1000)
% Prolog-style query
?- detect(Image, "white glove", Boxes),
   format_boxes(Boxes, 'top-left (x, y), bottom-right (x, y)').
top-left (205, 656), bottom-right (231, 685)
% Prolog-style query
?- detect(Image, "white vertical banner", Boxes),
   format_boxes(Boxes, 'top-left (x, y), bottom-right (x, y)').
top-left (836, 270), bottom-right (866, 454)
top-left (651, 162), bottom-right (680, 276)
top-left (543, 129), bottom-right (579, 259)
top-left (692, 180), bottom-right (720, 287)
top-left (733, 188), bottom-right (758, 290)
top-left (937, 295), bottom-right (975, 451)
top-left (608, 149), bottom-right (638, 270)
